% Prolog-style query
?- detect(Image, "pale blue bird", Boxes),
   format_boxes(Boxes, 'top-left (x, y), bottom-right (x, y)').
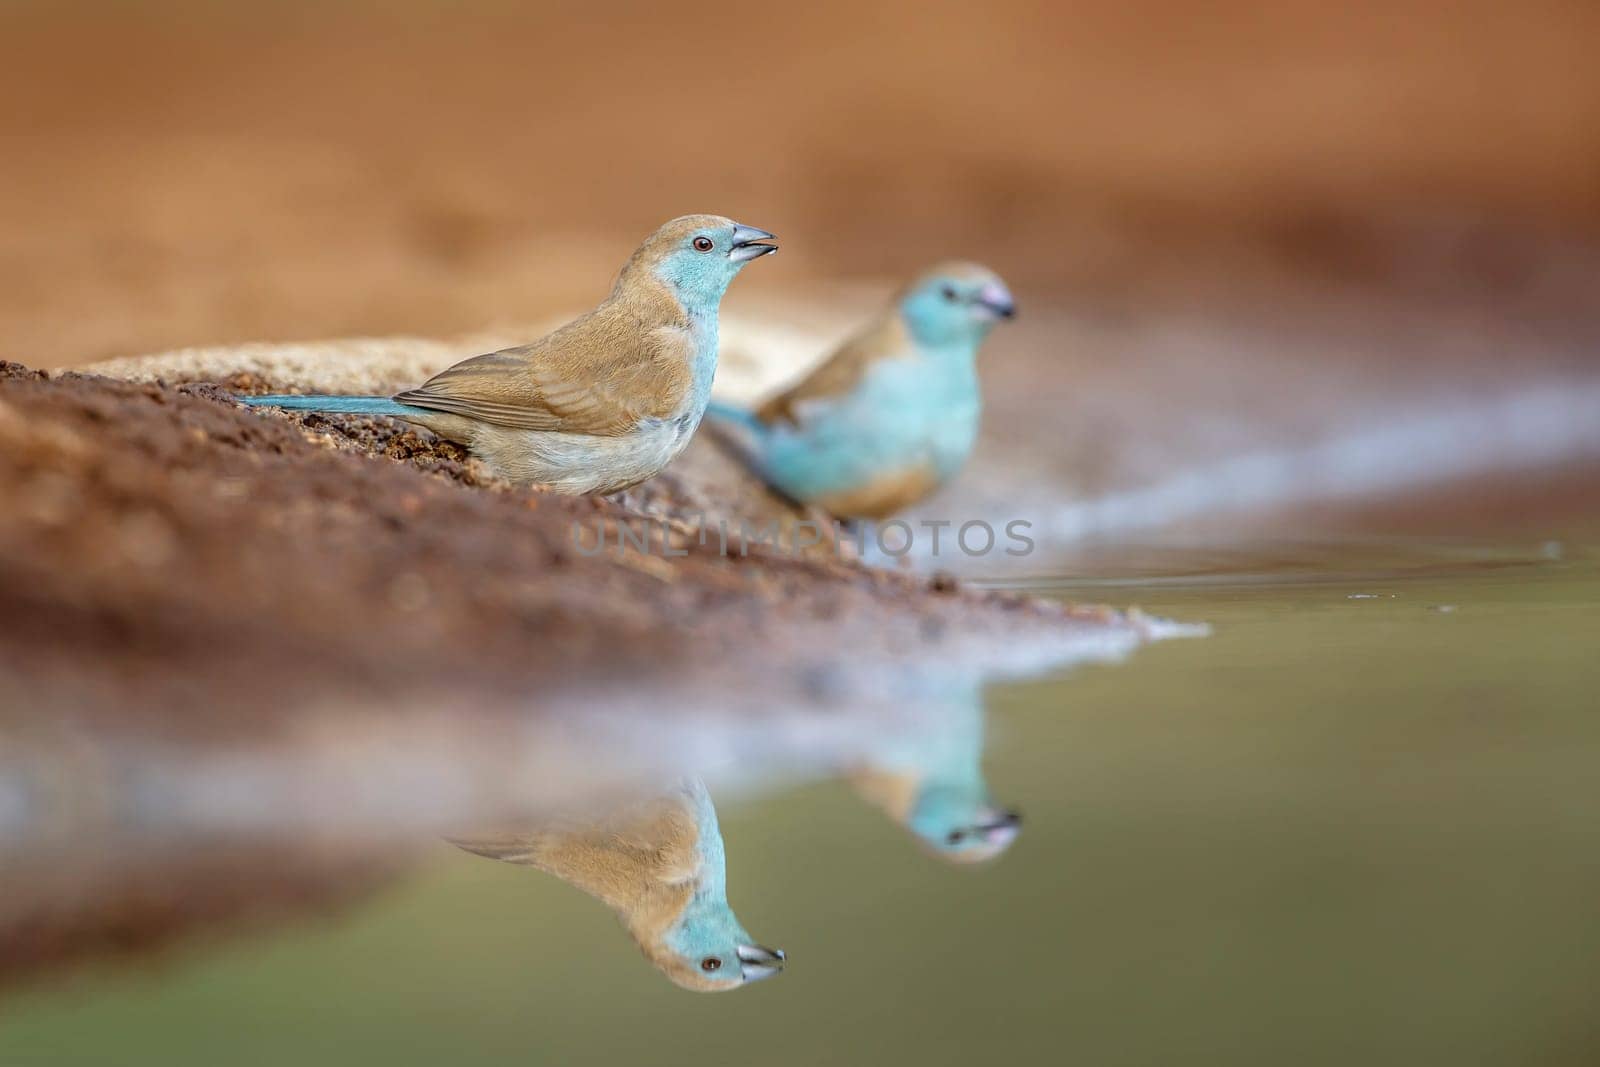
top-left (852, 682), bottom-right (1022, 863)
top-left (241, 215), bottom-right (776, 494)
top-left (707, 262), bottom-right (1013, 518)
top-left (450, 779), bottom-right (784, 992)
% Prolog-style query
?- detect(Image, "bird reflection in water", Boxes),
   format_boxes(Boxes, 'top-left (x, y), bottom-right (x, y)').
top-left (450, 778), bottom-right (783, 993)
top-left (850, 681), bottom-right (1022, 863)
top-left (448, 680), bottom-right (1018, 991)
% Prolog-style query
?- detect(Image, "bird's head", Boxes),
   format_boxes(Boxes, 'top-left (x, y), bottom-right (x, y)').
top-left (622, 214), bottom-right (777, 311)
top-left (856, 765), bottom-right (1023, 865)
top-left (898, 262), bottom-right (1015, 348)
top-left (905, 781), bottom-right (1023, 865)
top-left (645, 892), bottom-right (786, 993)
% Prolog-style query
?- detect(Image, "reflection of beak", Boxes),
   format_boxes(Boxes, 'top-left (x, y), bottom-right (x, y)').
top-left (737, 943), bottom-right (786, 982)
top-left (977, 808), bottom-right (1023, 847)
top-left (973, 281), bottom-right (1016, 320)
top-left (729, 224), bottom-right (778, 262)
top-left (937, 807), bottom-right (1023, 864)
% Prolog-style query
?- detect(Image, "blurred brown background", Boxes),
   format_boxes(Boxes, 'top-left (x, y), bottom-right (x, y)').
top-left (3, 0), bottom-right (1598, 368)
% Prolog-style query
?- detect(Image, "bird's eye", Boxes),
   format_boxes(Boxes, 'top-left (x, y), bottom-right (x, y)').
top-left (700, 957), bottom-right (722, 972)
top-left (946, 830), bottom-right (967, 845)
top-left (941, 285), bottom-right (959, 302)
top-left (692, 236), bottom-right (715, 253)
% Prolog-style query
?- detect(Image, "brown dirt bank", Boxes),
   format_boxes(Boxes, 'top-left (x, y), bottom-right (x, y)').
top-left (0, 361), bottom-right (1134, 727)
top-left (0, 843), bottom-right (404, 996)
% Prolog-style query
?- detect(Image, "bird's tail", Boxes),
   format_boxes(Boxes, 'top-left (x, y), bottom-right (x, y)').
top-left (240, 394), bottom-right (427, 417)
top-left (702, 399), bottom-right (777, 482)
top-left (704, 399), bottom-right (769, 439)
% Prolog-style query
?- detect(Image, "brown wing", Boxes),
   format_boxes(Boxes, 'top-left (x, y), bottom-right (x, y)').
top-left (756, 314), bottom-right (911, 425)
top-left (395, 307), bottom-right (692, 438)
top-left (447, 791), bottom-right (702, 905)
top-left (447, 831), bottom-right (545, 865)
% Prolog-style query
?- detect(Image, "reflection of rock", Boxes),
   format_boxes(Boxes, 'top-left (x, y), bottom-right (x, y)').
top-left (851, 682), bottom-right (1022, 864)
top-left (452, 781), bottom-right (783, 993)
top-left (0, 837), bottom-right (404, 994)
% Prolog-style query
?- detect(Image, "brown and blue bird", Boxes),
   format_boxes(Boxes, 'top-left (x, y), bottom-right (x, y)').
top-left (707, 262), bottom-right (1013, 518)
top-left (243, 215), bottom-right (776, 494)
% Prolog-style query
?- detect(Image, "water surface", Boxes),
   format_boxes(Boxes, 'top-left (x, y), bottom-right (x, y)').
top-left (2, 540), bottom-right (1597, 1066)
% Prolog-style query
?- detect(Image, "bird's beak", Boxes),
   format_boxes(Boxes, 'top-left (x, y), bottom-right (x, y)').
top-left (736, 943), bottom-right (786, 982)
top-left (973, 280), bottom-right (1016, 320)
top-left (728, 224), bottom-right (778, 262)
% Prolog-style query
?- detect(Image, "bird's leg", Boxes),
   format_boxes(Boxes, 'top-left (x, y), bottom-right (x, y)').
top-left (827, 512), bottom-right (865, 562)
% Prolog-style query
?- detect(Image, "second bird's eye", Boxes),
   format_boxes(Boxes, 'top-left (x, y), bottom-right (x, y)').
top-left (693, 236), bottom-right (715, 253)
top-left (701, 957), bottom-right (722, 972)
top-left (947, 830), bottom-right (967, 844)
top-left (941, 285), bottom-right (959, 302)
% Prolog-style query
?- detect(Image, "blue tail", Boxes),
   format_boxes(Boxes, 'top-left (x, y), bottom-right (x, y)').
top-left (240, 394), bottom-right (428, 417)
top-left (704, 399), bottom-right (768, 438)
top-left (703, 399), bottom-right (775, 481)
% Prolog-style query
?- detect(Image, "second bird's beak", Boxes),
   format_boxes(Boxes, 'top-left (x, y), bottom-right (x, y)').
top-left (729, 224), bottom-right (778, 262)
top-left (737, 943), bottom-right (786, 982)
top-left (974, 280), bottom-right (1016, 320)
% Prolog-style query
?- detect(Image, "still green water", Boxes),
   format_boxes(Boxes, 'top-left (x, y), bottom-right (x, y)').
top-left (3, 542), bottom-right (1598, 1066)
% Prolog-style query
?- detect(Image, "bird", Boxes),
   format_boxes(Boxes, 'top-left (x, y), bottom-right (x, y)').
top-left (851, 682), bottom-right (1022, 864)
top-left (241, 215), bottom-right (777, 495)
top-left (706, 262), bottom-right (1013, 519)
top-left (449, 779), bottom-right (785, 992)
